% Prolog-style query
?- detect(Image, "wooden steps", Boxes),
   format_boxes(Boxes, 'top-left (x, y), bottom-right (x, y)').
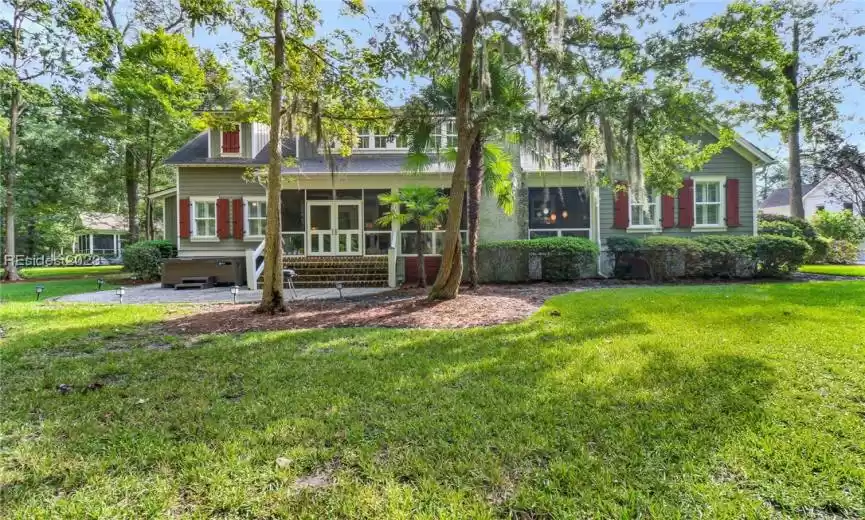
top-left (259, 256), bottom-right (389, 288)
top-left (174, 276), bottom-right (216, 290)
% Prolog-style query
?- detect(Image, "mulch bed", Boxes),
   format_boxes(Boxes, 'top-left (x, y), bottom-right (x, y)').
top-left (160, 275), bottom-right (865, 334)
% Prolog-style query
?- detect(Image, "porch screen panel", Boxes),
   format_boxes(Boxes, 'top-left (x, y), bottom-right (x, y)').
top-left (281, 190), bottom-right (304, 231)
top-left (529, 187), bottom-right (590, 229)
top-left (364, 189), bottom-right (391, 255)
top-left (93, 234), bottom-right (115, 252)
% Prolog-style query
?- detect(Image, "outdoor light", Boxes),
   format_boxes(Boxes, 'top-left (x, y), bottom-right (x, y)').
top-left (562, 210), bottom-right (569, 219)
top-left (115, 286), bottom-right (126, 304)
top-left (543, 207), bottom-right (549, 215)
top-left (34, 284), bottom-right (45, 301)
top-left (230, 284), bottom-right (240, 304)
top-left (96, 278), bottom-right (105, 290)
top-left (335, 282), bottom-right (344, 299)
top-left (550, 213), bottom-right (557, 222)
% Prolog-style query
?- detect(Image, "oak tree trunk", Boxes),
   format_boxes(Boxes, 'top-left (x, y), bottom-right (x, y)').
top-left (416, 227), bottom-right (426, 288)
top-left (786, 20), bottom-right (806, 219)
top-left (3, 88), bottom-right (21, 281)
top-left (467, 134), bottom-right (482, 288)
top-left (429, 0), bottom-right (480, 300)
top-left (257, 0), bottom-right (287, 314)
top-left (124, 145), bottom-right (140, 242)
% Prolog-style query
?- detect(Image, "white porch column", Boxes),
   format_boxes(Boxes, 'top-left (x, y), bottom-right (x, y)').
top-left (388, 187), bottom-right (400, 287)
top-left (89, 234), bottom-right (94, 254)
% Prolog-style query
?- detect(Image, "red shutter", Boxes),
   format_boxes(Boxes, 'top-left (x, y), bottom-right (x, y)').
top-left (726, 178), bottom-right (741, 227)
top-left (613, 182), bottom-right (629, 229)
top-left (661, 194), bottom-right (676, 228)
top-left (222, 128), bottom-right (240, 154)
top-left (678, 178), bottom-right (694, 228)
top-left (179, 198), bottom-right (191, 238)
top-left (233, 198), bottom-right (244, 239)
top-left (217, 198), bottom-right (231, 238)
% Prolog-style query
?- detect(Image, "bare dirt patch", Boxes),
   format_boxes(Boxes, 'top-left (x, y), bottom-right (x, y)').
top-left (162, 284), bottom-right (584, 333)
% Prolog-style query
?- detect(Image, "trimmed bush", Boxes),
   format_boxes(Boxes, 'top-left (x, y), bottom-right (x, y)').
top-left (123, 242), bottom-right (165, 281)
top-left (640, 237), bottom-right (704, 280)
top-left (758, 213), bottom-right (818, 240)
top-left (825, 239), bottom-right (860, 264)
top-left (478, 237), bottom-right (599, 282)
top-left (807, 236), bottom-right (831, 264)
top-left (606, 236), bottom-right (646, 279)
top-left (758, 220), bottom-right (805, 240)
top-left (755, 235), bottom-right (811, 277)
top-left (692, 235), bottom-right (758, 278)
top-left (133, 239), bottom-right (178, 259)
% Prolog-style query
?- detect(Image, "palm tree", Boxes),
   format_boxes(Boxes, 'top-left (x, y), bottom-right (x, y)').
top-left (396, 48), bottom-right (529, 287)
top-left (377, 187), bottom-right (449, 288)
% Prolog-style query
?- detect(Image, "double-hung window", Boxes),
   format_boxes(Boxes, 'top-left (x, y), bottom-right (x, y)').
top-left (694, 178), bottom-right (725, 228)
top-left (246, 198), bottom-right (267, 238)
top-left (444, 120), bottom-right (457, 148)
top-left (192, 198), bottom-right (217, 239)
top-left (629, 190), bottom-right (660, 229)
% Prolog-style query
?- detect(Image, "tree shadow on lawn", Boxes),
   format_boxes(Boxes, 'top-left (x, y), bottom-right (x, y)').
top-left (1, 302), bottom-right (781, 518)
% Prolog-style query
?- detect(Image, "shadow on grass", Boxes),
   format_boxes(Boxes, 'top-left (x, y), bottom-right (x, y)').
top-left (0, 293), bottom-right (784, 518)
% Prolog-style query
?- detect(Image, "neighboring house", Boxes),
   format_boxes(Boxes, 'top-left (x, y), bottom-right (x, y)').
top-left (148, 121), bottom-right (773, 288)
top-left (73, 212), bottom-right (128, 257)
top-left (761, 177), bottom-right (863, 218)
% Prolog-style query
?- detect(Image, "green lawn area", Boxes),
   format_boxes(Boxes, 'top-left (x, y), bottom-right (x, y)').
top-left (2, 282), bottom-right (865, 518)
top-left (0, 278), bottom-right (121, 303)
top-left (2, 265), bottom-right (124, 279)
top-left (800, 264), bottom-right (865, 277)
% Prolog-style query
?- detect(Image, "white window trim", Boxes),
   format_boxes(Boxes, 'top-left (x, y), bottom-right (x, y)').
top-left (218, 125), bottom-right (243, 157)
top-left (190, 197), bottom-right (219, 242)
top-left (627, 191), bottom-right (662, 232)
top-left (351, 127), bottom-right (408, 153)
top-left (398, 229), bottom-right (468, 257)
top-left (243, 196), bottom-right (267, 241)
top-left (692, 176), bottom-right (727, 231)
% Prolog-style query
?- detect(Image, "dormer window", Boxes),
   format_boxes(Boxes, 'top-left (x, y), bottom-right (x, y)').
top-left (221, 125), bottom-right (241, 156)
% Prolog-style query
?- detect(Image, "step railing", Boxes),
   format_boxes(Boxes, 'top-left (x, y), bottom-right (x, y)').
top-left (245, 239), bottom-right (266, 290)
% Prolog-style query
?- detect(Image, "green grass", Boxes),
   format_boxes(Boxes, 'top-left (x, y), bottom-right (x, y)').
top-left (2, 265), bottom-right (124, 279)
top-left (0, 278), bottom-right (120, 303)
top-left (800, 264), bottom-right (865, 277)
top-left (2, 282), bottom-right (865, 518)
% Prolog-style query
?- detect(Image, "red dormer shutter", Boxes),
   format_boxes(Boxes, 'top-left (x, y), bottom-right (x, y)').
top-left (222, 127), bottom-right (240, 154)
top-left (726, 178), bottom-right (741, 227)
top-left (613, 182), bottom-right (629, 229)
top-left (678, 178), bottom-right (694, 228)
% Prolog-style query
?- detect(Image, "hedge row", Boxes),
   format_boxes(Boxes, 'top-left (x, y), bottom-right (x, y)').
top-left (607, 234), bottom-right (811, 280)
top-left (757, 213), bottom-right (860, 264)
top-left (478, 237), bottom-right (599, 282)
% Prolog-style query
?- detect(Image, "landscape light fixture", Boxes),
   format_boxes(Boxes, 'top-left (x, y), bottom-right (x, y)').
top-left (230, 284), bottom-right (240, 304)
top-left (35, 284), bottom-right (45, 301)
top-left (115, 286), bottom-right (126, 304)
top-left (96, 278), bottom-right (105, 290)
top-left (335, 282), bottom-right (344, 300)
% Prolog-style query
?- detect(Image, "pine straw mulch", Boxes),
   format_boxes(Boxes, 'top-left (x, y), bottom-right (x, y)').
top-left (160, 283), bottom-right (586, 334)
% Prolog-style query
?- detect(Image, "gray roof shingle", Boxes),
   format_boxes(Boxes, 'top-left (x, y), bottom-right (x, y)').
top-left (164, 132), bottom-right (296, 165)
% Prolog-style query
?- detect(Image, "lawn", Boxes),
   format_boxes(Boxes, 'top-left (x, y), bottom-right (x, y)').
top-left (0, 278), bottom-right (120, 303)
top-left (2, 265), bottom-right (124, 279)
top-left (800, 264), bottom-right (865, 277)
top-left (2, 282), bottom-right (865, 518)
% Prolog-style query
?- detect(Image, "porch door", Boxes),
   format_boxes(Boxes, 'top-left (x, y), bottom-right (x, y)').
top-left (306, 201), bottom-right (361, 255)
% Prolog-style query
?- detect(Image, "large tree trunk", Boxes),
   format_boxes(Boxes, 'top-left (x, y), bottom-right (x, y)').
top-left (3, 88), bottom-right (21, 281)
top-left (467, 134), bottom-right (482, 288)
top-left (429, 0), bottom-right (480, 300)
top-left (257, 0), bottom-right (286, 314)
top-left (416, 228), bottom-right (426, 288)
top-left (786, 20), bottom-right (806, 219)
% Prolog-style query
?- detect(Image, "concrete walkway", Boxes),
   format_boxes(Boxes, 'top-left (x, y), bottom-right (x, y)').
top-left (55, 283), bottom-right (392, 304)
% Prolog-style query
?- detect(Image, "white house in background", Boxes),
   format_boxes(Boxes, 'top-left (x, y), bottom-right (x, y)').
top-left (72, 212), bottom-right (128, 257)
top-left (761, 177), bottom-right (862, 218)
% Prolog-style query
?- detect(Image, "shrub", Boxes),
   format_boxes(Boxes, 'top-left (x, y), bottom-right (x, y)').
top-left (478, 237), bottom-right (599, 282)
top-left (807, 236), bottom-right (831, 264)
top-left (824, 239), bottom-right (860, 264)
top-left (692, 235), bottom-right (758, 278)
top-left (123, 242), bottom-right (167, 281)
top-left (640, 236), bottom-right (704, 280)
top-left (133, 239), bottom-right (178, 259)
top-left (758, 220), bottom-right (805, 240)
top-left (811, 210), bottom-right (865, 244)
top-left (758, 213), bottom-right (818, 240)
top-left (754, 235), bottom-right (811, 277)
top-left (606, 236), bottom-right (646, 279)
